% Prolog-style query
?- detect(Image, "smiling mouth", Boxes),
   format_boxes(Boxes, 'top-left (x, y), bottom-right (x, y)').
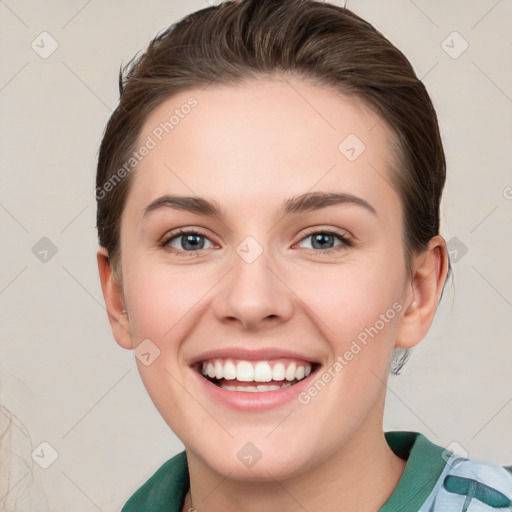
top-left (196, 358), bottom-right (319, 392)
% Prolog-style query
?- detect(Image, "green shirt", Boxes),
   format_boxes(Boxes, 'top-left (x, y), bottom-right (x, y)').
top-left (121, 431), bottom-right (512, 511)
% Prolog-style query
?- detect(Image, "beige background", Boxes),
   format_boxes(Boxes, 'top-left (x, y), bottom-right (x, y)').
top-left (1, 0), bottom-right (511, 510)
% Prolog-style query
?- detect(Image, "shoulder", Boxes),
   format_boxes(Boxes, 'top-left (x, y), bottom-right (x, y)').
top-left (383, 431), bottom-right (512, 512)
top-left (121, 450), bottom-right (189, 512)
top-left (427, 453), bottom-right (512, 511)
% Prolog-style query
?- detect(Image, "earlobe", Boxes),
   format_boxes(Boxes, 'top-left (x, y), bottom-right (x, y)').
top-left (395, 235), bottom-right (449, 349)
top-left (96, 246), bottom-right (133, 350)
top-left (406, 300), bottom-right (418, 314)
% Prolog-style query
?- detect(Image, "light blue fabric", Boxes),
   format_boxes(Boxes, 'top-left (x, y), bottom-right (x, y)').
top-left (419, 453), bottom-right (512, 511)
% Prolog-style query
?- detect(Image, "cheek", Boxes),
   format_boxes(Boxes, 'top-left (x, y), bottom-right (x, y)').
top-left (121, 259), bottom-right (201, 411)
top-left (121, 255), bottom-right (201, 347)
top-left (297, 256), bottom-right (404, 342)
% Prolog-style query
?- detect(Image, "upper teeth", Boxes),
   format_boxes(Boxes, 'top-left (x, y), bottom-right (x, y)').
top-left (201, 359), bottom-right (312, 382)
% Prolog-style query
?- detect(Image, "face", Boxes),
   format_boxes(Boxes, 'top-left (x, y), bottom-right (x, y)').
top-left (116, 78), bottom-right (412, 480)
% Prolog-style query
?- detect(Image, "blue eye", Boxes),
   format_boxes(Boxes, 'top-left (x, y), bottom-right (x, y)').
top-left (161, 228), bottom-right (352, 256)
top-left (163, 230), bottom-right (214, 253)
top-left (297, 230), bottom-right (352, 251)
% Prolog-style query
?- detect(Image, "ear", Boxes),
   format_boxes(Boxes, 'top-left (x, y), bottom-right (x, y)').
top-left (395, 235), bottom-right (449, 349)
top-left (96, 246), bottom-right (133, 350)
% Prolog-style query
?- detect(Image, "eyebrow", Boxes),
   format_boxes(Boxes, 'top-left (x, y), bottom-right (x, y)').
top-left (142, 191), bottom-right (377, 220)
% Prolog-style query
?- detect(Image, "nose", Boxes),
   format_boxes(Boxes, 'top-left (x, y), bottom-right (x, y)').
top-left (212, 243), bottom-right (294, 330)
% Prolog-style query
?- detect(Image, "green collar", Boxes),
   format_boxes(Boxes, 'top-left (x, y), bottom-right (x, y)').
top-left (122, 431), bottom-right (447, 511)
top-left (121, 450), bottom-right (189, 511)
top-left (380, 431), bottom-right (446, 511)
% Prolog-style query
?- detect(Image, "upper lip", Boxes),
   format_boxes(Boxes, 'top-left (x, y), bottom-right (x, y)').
top-left (189, 347), bottom-right (321, 366)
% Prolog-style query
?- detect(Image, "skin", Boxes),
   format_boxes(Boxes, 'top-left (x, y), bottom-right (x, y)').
top-left (97, 77), bottom-right (448, 512)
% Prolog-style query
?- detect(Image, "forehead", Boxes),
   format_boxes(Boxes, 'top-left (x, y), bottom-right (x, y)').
top-left (126, 77), bottom-right (401, 224)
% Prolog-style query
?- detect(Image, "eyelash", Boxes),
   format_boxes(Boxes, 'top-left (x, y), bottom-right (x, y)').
top-left (160, 227), bottom-right (353, 256)
top-left (299, 227), bottom-right (353, 251)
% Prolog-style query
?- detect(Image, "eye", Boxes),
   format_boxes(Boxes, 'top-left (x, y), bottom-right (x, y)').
top-left (161, 228), bottom-right (215, 254)
top-left (160, 227), bottom-right (353, 256)
top-left (295, 229), bottom-right (353, 252)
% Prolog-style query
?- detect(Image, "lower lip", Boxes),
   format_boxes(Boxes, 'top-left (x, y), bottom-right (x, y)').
top-left (194, 367), bottom-right (319, 411)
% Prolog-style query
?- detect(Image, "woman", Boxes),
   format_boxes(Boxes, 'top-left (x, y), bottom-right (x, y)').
top-left (95, 0), bottom-right (512, 510)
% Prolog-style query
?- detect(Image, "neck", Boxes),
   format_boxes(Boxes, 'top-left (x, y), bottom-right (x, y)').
top-left (182, 428), bottom-right (406, 512)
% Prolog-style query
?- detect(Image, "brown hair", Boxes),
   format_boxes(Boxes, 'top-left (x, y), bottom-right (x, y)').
top-left (96, 0), bottom-right (452, 373)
